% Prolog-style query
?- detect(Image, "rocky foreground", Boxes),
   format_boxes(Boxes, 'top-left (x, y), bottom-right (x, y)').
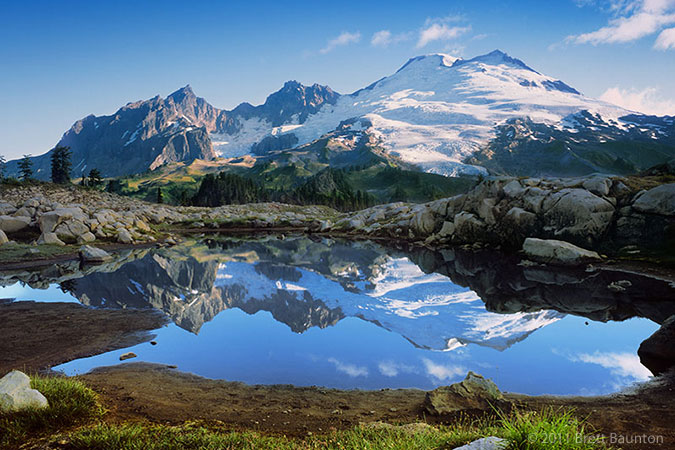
top-left (1, 175), bottom-right (673, 264)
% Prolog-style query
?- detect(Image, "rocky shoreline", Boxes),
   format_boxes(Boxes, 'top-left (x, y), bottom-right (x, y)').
top-left (2, 175), bottom-right (673, 257)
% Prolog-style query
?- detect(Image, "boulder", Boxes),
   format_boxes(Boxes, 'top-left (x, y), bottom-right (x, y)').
top-left (37, 232), bottom-right (66, 246)
top-left (411, 208), bottom-right (437, 235)
top-left (0, 230), bottom-right (8, 245)
top-left (0, 203), bottom-right (16, 215)
top-left (542, 189), bottom-right (614, 245)
top-left (522, 238), bottom-right (602, 266)
top-left (638, 315), bottom-right (675, 375)
top-left (424, 372), bottom-right (506, 415)
top-left (77, 232), bottom-right (96, 244)
top-left (453, 212), bottom-right (487, 243)
top-left (79, 245), bottom-right (112, 264)
top-left (438, 221), bottom-right (456, 237)
top-left (117, 229), bottom-right (133, 244)
top-left (453, 437), bottom-right (508, 450)
top-left (0, 370), bottom-right (49, 412)
top-left (0, 215), bottom-right (31, 233)
top-left (632, 183), bottom-right (675, 216)
top-left (502, 180), bottom-right (525, 198)
top-left (582, 176), bottom-right (611, 197)
top-left (39, 207), bottom-right (87, 233)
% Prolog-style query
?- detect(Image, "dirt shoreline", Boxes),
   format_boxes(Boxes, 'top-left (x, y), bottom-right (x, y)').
top-left (78, 363), bottom-right (675, 450)
top-left (0, 301), bottom-right (167, 375)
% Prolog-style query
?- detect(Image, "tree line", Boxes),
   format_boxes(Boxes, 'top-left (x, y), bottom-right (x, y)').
top-left (190, 169), bottom-right (375, 211)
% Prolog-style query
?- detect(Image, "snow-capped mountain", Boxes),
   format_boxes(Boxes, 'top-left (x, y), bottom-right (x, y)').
top-left (228, 50), bottom-right (633, 176)
top-left (7, 50), bottom-right (675, 179)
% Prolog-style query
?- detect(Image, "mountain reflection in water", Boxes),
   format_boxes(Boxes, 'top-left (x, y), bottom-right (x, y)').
top-left (1, 235), bottom-right (672, 394)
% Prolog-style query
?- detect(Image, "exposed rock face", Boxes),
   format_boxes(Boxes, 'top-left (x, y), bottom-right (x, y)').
top-left (424, 372), bottom-right (506, 415)
top-left (0, 370), bottom-right (48, 412)
top-left (638, 315), bottom-right (675, 375)
top-left (522, 238), bottom-right (602, 266)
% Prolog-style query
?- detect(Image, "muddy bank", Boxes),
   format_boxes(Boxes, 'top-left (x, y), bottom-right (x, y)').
top-left (80, 363), bottom-right (675, 450)
top-left (0, 301), bottom-right (167, 374)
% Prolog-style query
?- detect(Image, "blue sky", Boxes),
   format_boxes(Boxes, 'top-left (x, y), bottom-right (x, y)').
top-left (2, 0), bottom-right (674, 159)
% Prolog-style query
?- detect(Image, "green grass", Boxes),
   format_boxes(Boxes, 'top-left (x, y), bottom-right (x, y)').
top-left (0, 376), bottom-right (612, 450)
top-left (499, 407), bottom-right (613, 450)
top-left (0, 375), bottom-right (104, 449)
top-left (0, 242), bottom-right (76, 264)
top-left (56, 409), bottom-right (612, 450)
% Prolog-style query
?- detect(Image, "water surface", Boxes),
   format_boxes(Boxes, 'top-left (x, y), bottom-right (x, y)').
top-left (1, 235), bottom-right (671, 395)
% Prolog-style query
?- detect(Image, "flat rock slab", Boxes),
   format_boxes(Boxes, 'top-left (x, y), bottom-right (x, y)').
top-left (454, 437), bottom-right (507, 449)
top-left (522, 237), bottom-right (602, 266)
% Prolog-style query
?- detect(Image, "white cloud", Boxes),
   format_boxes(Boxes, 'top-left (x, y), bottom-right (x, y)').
top-left (371, 30), bottom-right (411, 47)
top-left (422, 358), bottom-right (466, 381)
top-left (377, 361), bottom-right (415, 377)
top-left (655, 26), bottom-right (675, 47)
top-left (327, 357), bottom-right (368, 377)
top-left (568, 0), bottom-right (675, 45)
top-left (417, 23), bottom-right (471, 48)
top-left (600, 86), bottom-right (675, 114)
top-left (573, 352), bottom-right (652, 380)
top-left (320, 31), bottom-right (361, 54)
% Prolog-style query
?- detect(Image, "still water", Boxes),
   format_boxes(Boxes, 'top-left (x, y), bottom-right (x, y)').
top-left (2, 235), bottom-right (671, 395)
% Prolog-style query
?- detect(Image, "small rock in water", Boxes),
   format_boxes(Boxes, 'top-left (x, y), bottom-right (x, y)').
top-left (119, 352), bottom-right (137, 361)
top-left (607, 280), bottom-right (632, 292)
top-left (150, 341), bottom-right (157, 346)
top-left (0, 370), bottom-right (49, 412)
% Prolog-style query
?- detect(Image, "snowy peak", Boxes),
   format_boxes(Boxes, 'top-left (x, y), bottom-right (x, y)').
top-left (395, 53), bottom-right (460, 73)
top-left (453, 49), bottom-right (537, 73)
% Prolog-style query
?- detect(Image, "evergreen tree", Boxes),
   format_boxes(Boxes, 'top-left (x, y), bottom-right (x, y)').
top-left (50, 146), bottom-right (72, 184)
top-left (88, 168), bottom-right (103, 187)
top-left (106, 179), bottom-right (123, 194)
top-left (18, 155), bottom-right (33, 181)
top-left (390, 185), bottom-right (407, 203)
top-left (0, 155), bottom-right (5, 181)
top-left (157, 187), bottom-right (164, 204)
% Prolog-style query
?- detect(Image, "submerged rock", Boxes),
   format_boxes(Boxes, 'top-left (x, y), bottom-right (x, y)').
top-left (522, 238), bottom-right (602, 266)
top-left (638, 315), bottom-right (675, 375)
top-left (424, 372), bottom-right (506, 415)
top-left (119, 352), bottom-right (137, 361)
top-left (0, 370), bottom-right (49, 412)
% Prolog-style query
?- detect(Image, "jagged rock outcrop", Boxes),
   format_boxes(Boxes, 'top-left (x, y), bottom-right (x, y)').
top-left (638, 315), bottom-right (675, 375)
top-left (424, 372), bottom-right (506, 415)
top-left (334, 177), bottom-right (675, 253)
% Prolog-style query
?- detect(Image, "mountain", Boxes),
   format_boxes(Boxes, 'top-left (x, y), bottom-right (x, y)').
top-left (7, 50), bottom-right (675, 179)
top-left (5, 82), bottom-right (340, 179)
